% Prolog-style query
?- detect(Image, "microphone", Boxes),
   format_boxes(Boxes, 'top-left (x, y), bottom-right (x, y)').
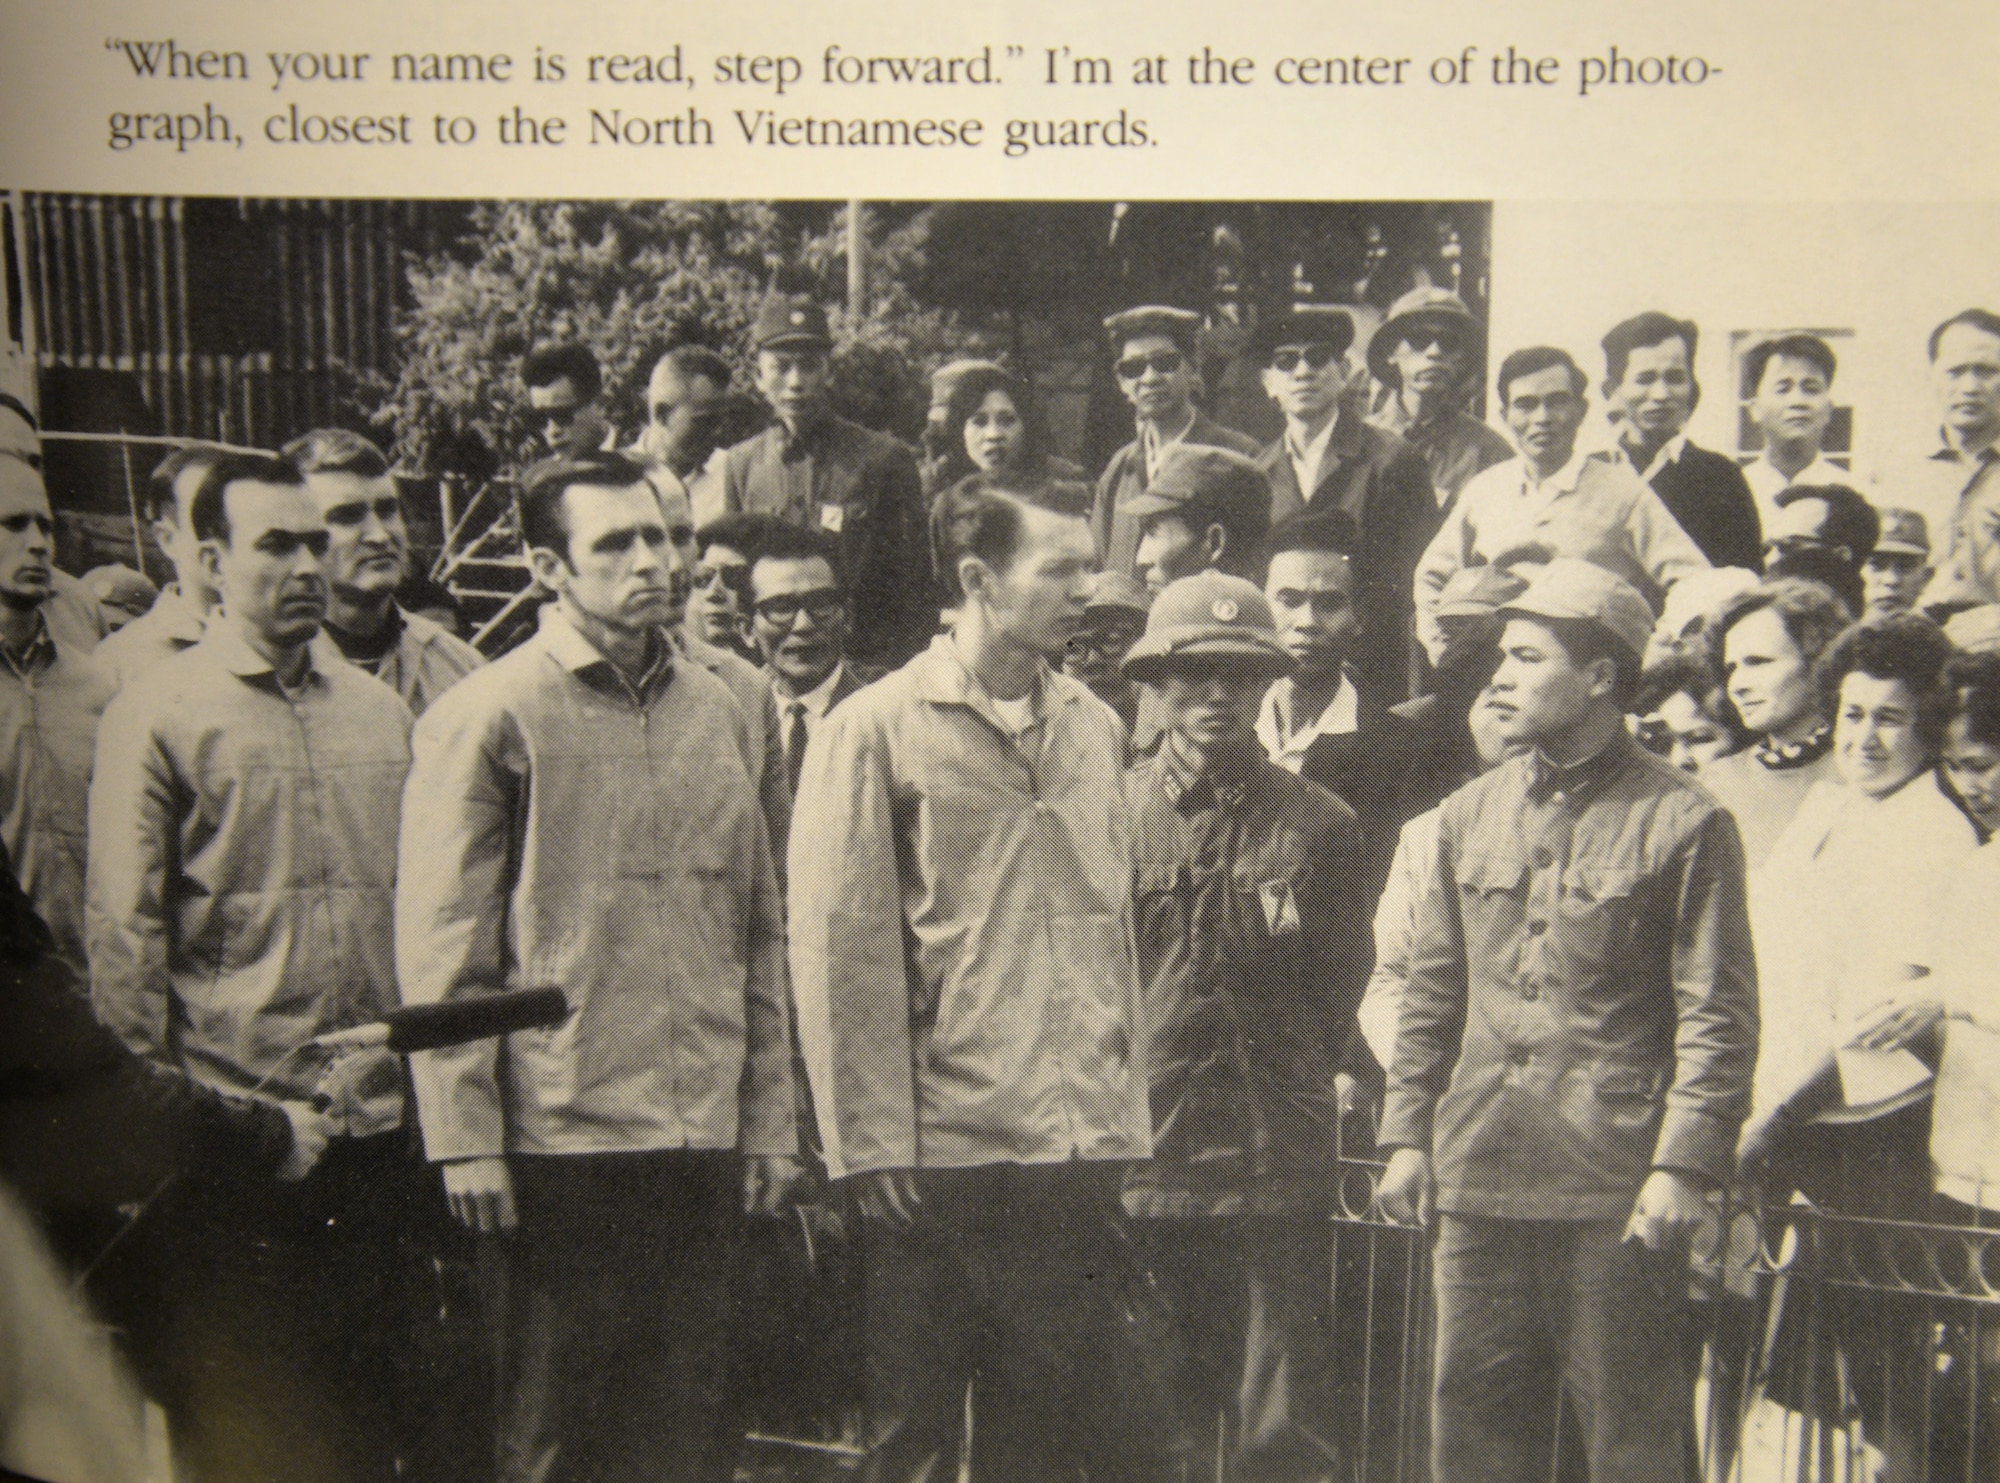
top-left (309, 988), bottom-right (569, 1054)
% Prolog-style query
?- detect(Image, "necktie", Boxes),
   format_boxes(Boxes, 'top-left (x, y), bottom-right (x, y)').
top-left (785, 702), bottom-right (809, 797)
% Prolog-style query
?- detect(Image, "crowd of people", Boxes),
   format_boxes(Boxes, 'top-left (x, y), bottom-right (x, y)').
top-left (2, 285), bottom-right (2000, 1483)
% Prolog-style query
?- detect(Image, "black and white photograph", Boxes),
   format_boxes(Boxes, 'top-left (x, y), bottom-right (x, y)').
top-left (3, 189), bottom-right (2000, 1483)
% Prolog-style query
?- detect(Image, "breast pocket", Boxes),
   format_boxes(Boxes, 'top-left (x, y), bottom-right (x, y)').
top-left (1453, 850), bottom-right (1527, 970)
top-left (1557, 861), bottom-right (1646, 967)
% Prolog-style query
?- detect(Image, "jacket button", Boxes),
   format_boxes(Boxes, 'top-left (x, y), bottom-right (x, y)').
top-left (1533, 848), bottom-right (1554, 869)
top-left (1527, 918), bottom-right (1547, 935)
top-left (1521, 982), bottom-right (1539, 1001)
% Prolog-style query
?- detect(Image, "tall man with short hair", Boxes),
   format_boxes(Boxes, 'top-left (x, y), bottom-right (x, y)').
top-left (398, 450), bottom-right (798, 1483)
top-left (721, 294), bottom-right (932, 665)
top-left (1366, 286), bottom-right (1514, 509)
top-left (1740, 334), bottom-right (1848, 527)
top-left (1376, 558), bottom-right (1757, 1483)
top-left (633, 344), bottom-right (734, 528)
top-left (790, 472), bottom-right (1148, 1483)
top-left (1602, 311), bottom-right (1764, 571)
top-left (1092, 305), bottom-right (1261, 580)
top-left (88, 451), bottom-right (418, 1483)
top-left (0, 453), bottom-right (113, 970)
top-left (285, 428), bottom-right (482, 716)
top-left (1256, 304), bottom-right (1438, 699)
top-left (1414, 347), bottom-right (1710, 662)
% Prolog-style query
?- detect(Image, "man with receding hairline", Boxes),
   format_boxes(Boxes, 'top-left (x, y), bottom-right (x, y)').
top-left (88, 449), bottom-right (417, 1483)
top-left (632, 344), bottom-right (734, 528)
top-left (95, 443), bottom-right (230, 692)
top-left (398, 449), bottom-right (797, 1483)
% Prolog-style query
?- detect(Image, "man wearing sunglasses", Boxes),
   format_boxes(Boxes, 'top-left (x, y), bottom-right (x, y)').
top-left (1366, 287), bottom-right (1514, 511)
top-left (0, 451), bottom-right (113, 972)
top-left (1092, 304), bottom-right (1260, 582)
top-left (523, 342), bottom-right (619, 459)
top-left (1254, 304), bottom-right (1438, 702)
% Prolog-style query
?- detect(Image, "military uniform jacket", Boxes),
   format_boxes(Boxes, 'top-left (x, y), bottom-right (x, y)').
top-left (1378, 730), bottom-right (1757, 1220)
top-left (720, 414), bottom-right (933, 665)
top-left (1123, 745), bottom-right (1372, 1217)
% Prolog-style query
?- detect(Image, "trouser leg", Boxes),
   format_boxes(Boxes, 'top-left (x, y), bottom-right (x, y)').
top-left (501, 1151), bottom-right (737, 1483)
top-left (1236, 1218), bottom-right (1338, 1481)
top-left (1556, 1219), bottom-right (1691, 1483)
top-left (1429, 1215), bottom-right (1560, 1483)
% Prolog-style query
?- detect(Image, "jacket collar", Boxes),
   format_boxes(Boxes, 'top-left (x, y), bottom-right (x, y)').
top-left (197, 615), bottom-right (337, 687)
top-left (911, 632), bottom-right (1076, 722)
top-left (539, 602), bottom-right (674, 692)
top-left (1526, 726), bottom-right (1634, 804)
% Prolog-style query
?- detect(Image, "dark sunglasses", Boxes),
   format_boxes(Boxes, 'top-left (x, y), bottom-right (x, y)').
top-left (1399, 330), bottom-right (1463, 355)
top-left (754, 589), bottom-right (844, 627)
top-left (539, 403), bottom-right (583, 428)
top-left (1268, 345), bottom-right (1342, 374)
top-left (1116, 351), bottom-right (1184, 381)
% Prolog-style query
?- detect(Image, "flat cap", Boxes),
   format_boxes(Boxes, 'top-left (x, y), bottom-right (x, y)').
top-left (1122, 570), bottom-right (1293, 682)
top-left (752, 293), bottom-right (832, 351)
top-left (1369, 286), bottom-right (1484, 386)
top-left (1501, 557), bottom-right (1655, 661)
top-left (1117, 444), bottom-right (1269, 523)
top-left (1945, 604), bottom-right (2000, 655)
top-left (1436, 563), bottom-right (1529, 621)
top-left (1874, 507), bottom-right (1931, 558)
top-left (1254, 304), bottom-right (1356, 361)
top-left (1104, 305), bottom-right (1201, 351)
top-left (1082, 570), bottom-right (1152, 619)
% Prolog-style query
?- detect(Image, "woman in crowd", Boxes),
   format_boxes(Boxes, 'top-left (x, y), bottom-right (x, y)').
top-left (1701, 578), bottom-right (1853, 868)
top-left (933, 365), bottom-right (1083, 491)
top-left (1738, 617), bottom-right (1979, 1479)
top-left (1632, 649), bottom-right (1751, 775)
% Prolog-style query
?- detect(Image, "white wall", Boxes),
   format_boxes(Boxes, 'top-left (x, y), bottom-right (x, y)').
top-left (1487, 201), bottom-right (2000, 472)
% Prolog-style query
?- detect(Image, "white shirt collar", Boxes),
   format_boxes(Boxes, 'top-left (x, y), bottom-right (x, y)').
top-left (777, 661), bottom-right (847, 722)
top-left (1515, 449), bottom-right (1593, 499)
top-left (1621, 430), bottom-right (1688, 479)
top-left (1257, 673), bottom-right (1358, 771)
top-left (1285, 410), bottom-right (1342, 495)
top-left (1141, 408), bottom-right (1198, 478)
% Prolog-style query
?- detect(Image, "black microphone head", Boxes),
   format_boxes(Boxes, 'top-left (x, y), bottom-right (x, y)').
top-left (383, 988), bottom-right (570, 1053)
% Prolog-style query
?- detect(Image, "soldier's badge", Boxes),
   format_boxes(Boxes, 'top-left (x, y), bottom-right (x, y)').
top-left (818, 503), bottom-right (845, 533)
top-left (1258, 879), bottom-right (1301, 936)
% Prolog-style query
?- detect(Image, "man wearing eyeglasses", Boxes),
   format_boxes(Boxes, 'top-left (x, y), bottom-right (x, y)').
top-left (522, 343), bottom-right (619, 459)
top-left (746, 521), bottom-right (877, 798)
top-left (1092, 305), bottom-right (1261, 582)
top-left (632, 344), bottom-right (734, 529)
top-left (1254, 304), bottom-right (1438, 702)
top-left (0, 451), bottom-right (113, 972)
top-left (1366, 287), bottom-right (1514, 511)
top-left (720, 294), bottom-right (932, 667)
top-left (692, 512), bottom-right (775, 664)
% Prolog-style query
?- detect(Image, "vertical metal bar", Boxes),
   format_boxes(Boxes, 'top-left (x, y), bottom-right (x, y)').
top-left (846, 200), bottom-right (866, 317)
top-left (8, 193), bottom-right (41, 392)
top-left (120, 437), bottom-right (148, 577)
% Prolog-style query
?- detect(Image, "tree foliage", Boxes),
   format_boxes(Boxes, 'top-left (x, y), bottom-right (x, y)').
top-left (373, 200), bottom-right (1005, 474)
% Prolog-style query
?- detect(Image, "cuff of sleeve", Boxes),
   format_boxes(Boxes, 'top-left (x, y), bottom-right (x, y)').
top-left (1375, 1096), bottom-right (1433, 1156)
top-left (1651, 1108), bottom-right (1740, 1190)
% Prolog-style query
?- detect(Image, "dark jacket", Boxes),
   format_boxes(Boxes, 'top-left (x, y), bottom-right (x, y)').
top-left (721, 414), bottom-right (934, 665)
top-left (0, 854), bottom-right (291, 1217)
top-left (1122, 745), bottom-right (1373, 1216)
top-left (1378, 730), bottom-right (1758, 1220)
top-left (1292, 684), bottom-right (1424, 907)
top-left (1642, 441), bottom-right (1765, 572)
top-left (1092, 413), bottom-right (1262, 579)
top-left (1257, 414), bottom-right (1440, 699)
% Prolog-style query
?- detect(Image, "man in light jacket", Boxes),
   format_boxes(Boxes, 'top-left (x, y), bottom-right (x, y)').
top-left (789, 470), bottom-right (1149, 1483)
